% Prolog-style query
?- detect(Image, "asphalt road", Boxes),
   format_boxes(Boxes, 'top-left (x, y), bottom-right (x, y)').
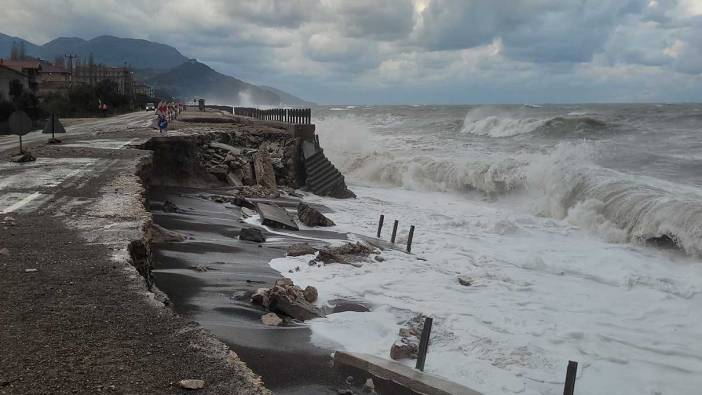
top-left (0, 112), bottom-right (154, 154)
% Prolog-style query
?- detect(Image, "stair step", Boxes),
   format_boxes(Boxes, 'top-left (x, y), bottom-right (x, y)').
top-left (313, 172), bottom-right (343, 193)
top-left (308, 166), bottom-right (339, 185)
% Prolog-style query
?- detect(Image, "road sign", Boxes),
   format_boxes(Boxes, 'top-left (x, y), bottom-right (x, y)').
top-left (7, 111), bottom-right (33, 135)
top-left (42, 113), bottom-right (66, 137)
top-left (5, 111), bottom-right (35, 153)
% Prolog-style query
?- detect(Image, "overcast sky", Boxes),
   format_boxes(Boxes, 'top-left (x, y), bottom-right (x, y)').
top-left (1, 0), bottom-right (701, 104)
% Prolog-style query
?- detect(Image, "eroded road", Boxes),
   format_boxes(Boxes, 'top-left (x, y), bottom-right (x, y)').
top-left (0, 113), bottom-right (269, 395)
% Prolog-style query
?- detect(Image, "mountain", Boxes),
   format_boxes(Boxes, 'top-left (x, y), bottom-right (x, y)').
top-left (149, 60), bottom-right (281, 105)
top-left (42, 35), bottom-right (189, 70)
top-left (259, 85), bottom-right (315, 106)
top-left (0, 32), bottom-right (311, 105)
top-left (0, 33), bottom-right (42, 59)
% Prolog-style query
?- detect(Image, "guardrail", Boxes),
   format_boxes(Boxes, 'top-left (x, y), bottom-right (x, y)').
top-left (234, 107), bottom-right (311, 124)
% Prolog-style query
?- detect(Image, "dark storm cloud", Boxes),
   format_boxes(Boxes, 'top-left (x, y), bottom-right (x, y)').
top-left (0, 0), bottom-right (701, 103)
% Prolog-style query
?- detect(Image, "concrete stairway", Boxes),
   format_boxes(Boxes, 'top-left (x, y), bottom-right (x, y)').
top-left (303, 140), bottom-right (349, 197)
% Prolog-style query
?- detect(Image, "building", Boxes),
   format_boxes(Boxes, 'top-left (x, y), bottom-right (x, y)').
top-left (0, 64), bottom-right (29, 101)
top-left (0, 59), bottom-right (40, 95)
top-left (134, 82), bottom-right (153, 98)
top-left (37, 64), bottom-right (71, 97)
top-left (72, 64), bottom-right (135, 97)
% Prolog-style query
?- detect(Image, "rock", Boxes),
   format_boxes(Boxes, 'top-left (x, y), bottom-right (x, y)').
top-left (457, 275), bottom-right (473, 286)
top-left (150, 224), bottom-right (187, 243)
top-left (0, 248), bottom-right (9, 257)
top-left (231, 196), bottom-right (255, 209)
top-left (331, 302), bottom-right (369, 314)
top-left (390, 337), bottom-right (419, 360)
top-left (208, 165), bottom-right (229, 182)
top-left (363, 378), bottom-right (375, 393)
top-left (275, 277), bottom-right (294, 287)
top-left (177, 379), bottom-right (206, 390)
top-left (239, 228), bottom-right (266, 243)
top-left (374, 255), bottom-right (385, 262)
top-left (287, 243), bottom-right (317, 257)
top-left (250, 288), bottom-right (270, 307)
top-left (268, 284), bottom-right (322, 321)
top-left (10, 152), bottom-right (35, 163)
top-left (253, 149), bottom-right (277, 188)
top-left (226, 171), bottom-right (243, 187)
top-left (303, 286), bottom-right (318, 303)
top-left (162, 200), bottom-right (179, 213)
top-left (261, 312), bottom-right (283, 326)
top-left (297, 203), bottom-right (335, 227)
top-left (316, 248), bottom-right (345, 264)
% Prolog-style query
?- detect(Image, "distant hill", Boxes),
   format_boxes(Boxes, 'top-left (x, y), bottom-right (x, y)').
top-left (0, 32), bottom-right (311, 105)
top-left (149, 60), bottom-right (281, 105)
top-left (42, 35), bottom-right (189, 70)
top-left (259, 85), bottom-right (315, 106)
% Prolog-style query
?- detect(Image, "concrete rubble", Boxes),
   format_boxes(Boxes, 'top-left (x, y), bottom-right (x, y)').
top-left (297, 202), bottom-right (335, 227)
top-left (250, 278), bottom-right (322, 321)
top-left (390, 314), bottom-right (426, 361)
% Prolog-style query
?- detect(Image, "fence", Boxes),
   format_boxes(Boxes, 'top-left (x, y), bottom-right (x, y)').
top-left (234, 107), bottom-right (311, 124)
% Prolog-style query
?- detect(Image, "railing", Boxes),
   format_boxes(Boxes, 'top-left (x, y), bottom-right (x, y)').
top-left (234, 107), bottom-right (311, 124)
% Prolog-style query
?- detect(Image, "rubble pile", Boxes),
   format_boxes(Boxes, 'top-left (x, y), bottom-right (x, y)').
top-left (198, 132), bottom-right (298, 189)
top-left (250, 278), bottom-right (322, 322)
top-left (390, 314), bottom-right (427, 360)
top-left (286, 241), bottom-right (378, 267)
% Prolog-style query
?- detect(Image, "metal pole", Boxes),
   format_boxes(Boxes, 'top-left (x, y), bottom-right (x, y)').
top-left (415, 317), bottom-right (433, 371)
top-left (391, 220), bottom-right (399, 243)
top-left (377, 215), bottom-right (384, 238)
top-left (563, 361), bottom-right (578, 395)
top-left (406, 225), bottom-right (415, 253)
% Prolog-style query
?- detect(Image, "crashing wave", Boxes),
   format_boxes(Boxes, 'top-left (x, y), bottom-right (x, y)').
top-left (460, 107), bottom-right (608, 138)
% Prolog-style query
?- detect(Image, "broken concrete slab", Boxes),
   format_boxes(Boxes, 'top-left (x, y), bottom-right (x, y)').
top-left (209, 142), bottom-right (244, 156)
top-left (334, 352), bottom-right (482, 395)
top-left (255, 202), bottom-right (298, 231)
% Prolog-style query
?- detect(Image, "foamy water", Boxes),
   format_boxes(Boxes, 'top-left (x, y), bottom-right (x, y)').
top-left (271, 104), bottom-right (702, 394)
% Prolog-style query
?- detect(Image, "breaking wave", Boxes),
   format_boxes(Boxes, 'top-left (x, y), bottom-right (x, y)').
top-left (460, 107), bottom-right (608, 138)
top-left (316, 113), bottom-right (702, 256)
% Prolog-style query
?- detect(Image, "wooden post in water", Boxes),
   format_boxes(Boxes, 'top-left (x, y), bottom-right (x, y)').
top-left (415, 316), bottom-right (433, 371)
top-left (406, 225), bottom-right (415, 253)
top-left (377, 215), bottom-right (384, 238)
top-left (391, 220), bottom-right (399, 243)
top-left (563, 361), bottom-right (578, 395)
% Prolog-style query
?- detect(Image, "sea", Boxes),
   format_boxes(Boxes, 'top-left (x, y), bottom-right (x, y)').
top-left (268, 104), bottom-right (702, 395)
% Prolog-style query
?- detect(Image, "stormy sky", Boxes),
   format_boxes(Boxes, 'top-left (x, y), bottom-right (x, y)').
top-left (1, 0), bottom-right (701, 104)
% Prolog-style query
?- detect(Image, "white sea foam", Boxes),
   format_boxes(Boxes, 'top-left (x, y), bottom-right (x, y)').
top-left (271, 186), bottom-right (702, 395)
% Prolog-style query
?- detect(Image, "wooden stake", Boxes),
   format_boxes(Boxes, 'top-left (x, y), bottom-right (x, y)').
top-left (391, 220), bottom-right (399, 243)
top-left (563, 361), bottom-right (578, 395)
top-left (406, 225), bottom-right (415, 253)
top-left (415, 317), bottom-right (433, 371)
top-left (377, 215), bottom-right (384, 238)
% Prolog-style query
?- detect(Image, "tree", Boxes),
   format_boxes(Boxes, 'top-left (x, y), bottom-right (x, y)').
top-left (9, 79), bottom-right (24, 101)
top-left (10, 41), bottom-right (18, 60)
top-left (18, 41), bottom-right (26, 60)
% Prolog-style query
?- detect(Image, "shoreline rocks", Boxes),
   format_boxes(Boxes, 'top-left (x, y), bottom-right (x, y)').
top-left (239, 227), bottom-right (266, 243)
top-left (250, 278), bottom-right (322, 321)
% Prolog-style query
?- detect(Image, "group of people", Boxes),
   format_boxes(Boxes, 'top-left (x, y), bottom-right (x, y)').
top-left (154, 102), bottom-right (183, 134)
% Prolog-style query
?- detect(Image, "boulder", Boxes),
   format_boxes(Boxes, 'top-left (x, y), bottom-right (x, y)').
top-left (297, 203), bottom-right (335, 227)
top-left (254, 149), bottom-right (277, 188)
top-left (287, 243), bottom-right (317, 257)
top-left (177, 379), bottom-right (206, 390)
top-left (261, 312), bottom-right (283, 326)
top-left (239, 228), bottom-right (266, 243)
top-left (268, 284), bottom-right (322, 321)
top-left (250, 288), bottom-right (270, 307)
top-left (303, 286), bottom-right (318, 303)
top-left (390, 337), bottom-right (419, 360)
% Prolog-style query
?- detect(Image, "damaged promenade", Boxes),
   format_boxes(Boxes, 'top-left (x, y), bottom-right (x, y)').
top-left (0, 108), bottom-right (479, 395)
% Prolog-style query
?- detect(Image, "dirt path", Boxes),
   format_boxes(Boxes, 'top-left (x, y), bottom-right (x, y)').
top-left (0, 117), bottom-right (270, 394)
